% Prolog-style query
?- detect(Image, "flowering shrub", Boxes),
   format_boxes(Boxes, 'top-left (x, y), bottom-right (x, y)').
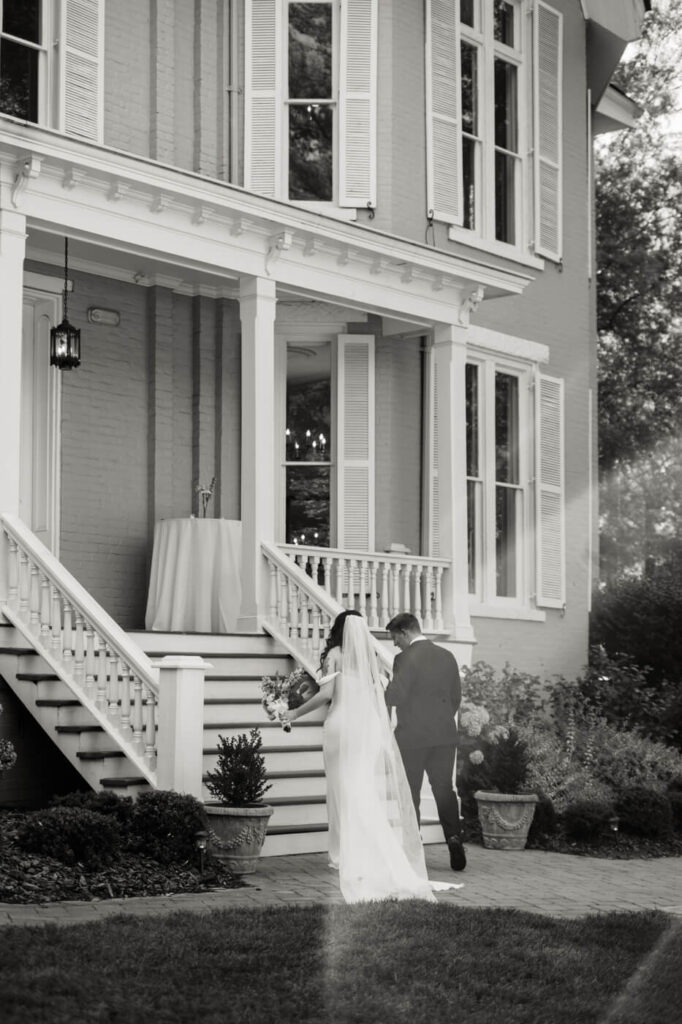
top-left (0, 703), bottom-right (17, 774)
top-left (461, 662), bottom-right (545, 727)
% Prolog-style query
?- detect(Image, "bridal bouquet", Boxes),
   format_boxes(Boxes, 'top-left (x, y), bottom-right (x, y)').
top-left (261, 667), bottom-right (319, 732)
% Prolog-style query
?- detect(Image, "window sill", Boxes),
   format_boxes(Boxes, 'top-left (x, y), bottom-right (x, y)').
top-left (290, 201), bottom-right (358, 223)
top-left (469, 603), bottom-right (546, 622)
top-left (447, 227), bottom-right (545, 271)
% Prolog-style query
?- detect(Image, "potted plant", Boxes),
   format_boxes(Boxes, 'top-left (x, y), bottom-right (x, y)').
top-left (458, 703), bottom-right (538, 851)
top-left (204, 728), bottom-right (273, 874)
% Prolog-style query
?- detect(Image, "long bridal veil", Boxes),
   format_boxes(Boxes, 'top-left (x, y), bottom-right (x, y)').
top-left (334, 615), bottom-right (435, 903)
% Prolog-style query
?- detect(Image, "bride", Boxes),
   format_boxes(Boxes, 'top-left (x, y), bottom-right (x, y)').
top-left (282, 609), bottom-right (436, 904)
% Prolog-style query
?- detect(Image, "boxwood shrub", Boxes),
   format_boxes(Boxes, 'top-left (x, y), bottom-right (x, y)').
top-left (17, 806), bottom-right (121, 869)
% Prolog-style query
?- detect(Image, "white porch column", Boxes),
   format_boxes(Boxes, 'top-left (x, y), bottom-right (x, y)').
top-left (238, 275), bottom-right (277, 630)
top-left (155, 656), bottom-right (207, 798)
top-left (433, 323), bottom-right (475, 644)
top-left (0, 209), bottom-right (27, 603)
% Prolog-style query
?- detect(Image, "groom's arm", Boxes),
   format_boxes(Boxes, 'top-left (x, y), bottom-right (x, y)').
top-left (385, 652), bottom-right (413, 707)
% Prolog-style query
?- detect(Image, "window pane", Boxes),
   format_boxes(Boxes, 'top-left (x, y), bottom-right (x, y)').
top-left (494, 150), bottom-right (516, 244)
top-left (462, 137), bottom-right (477, 230)
top-left (496, 485), bottom-right (517, 597)
top-left (494, 1), bottom-right (514, 47)
top-left (289, 103), bottom-right (333, 201)
top-left (466, 363), bottom-right (479, 477)
top-left (461, 42), bottom-right (477, 135)
top-left (495, 372), bottom-right (519, 485)
top-left (289, 3), bottom-right (332, 99)
top-left (494, 59), bottom-right (517, 151)
top-left (460, 0), bottom-right (475, 28)
top-left (286, 343), bottom-right (331, 462)
top-left (2, 0), bottom-right (40, 43)
top-left (287, 466), bottom-right (330, 546)
top-left (0, 39), bottom-right (38, 121)
top-left (467, 479), bottom-right (479, 594)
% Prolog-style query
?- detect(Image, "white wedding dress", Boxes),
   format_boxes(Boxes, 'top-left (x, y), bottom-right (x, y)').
top-left (320, 616), bottom-right (436, 904)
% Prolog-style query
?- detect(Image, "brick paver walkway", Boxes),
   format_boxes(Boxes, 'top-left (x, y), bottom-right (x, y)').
top-left (1, 844), bottom-right (681, 927)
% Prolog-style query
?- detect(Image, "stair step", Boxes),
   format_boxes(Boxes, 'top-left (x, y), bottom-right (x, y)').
top-left (77, 750), bottom-right (125, 760)
top-left (267, 769), bottom-right (325, 780)
top-left (204, 697), bottom-right (262, 705)
top-left (56, 724), bottom-right (103, 734)
top-left (16, 672), bottom-right (59, 682)
top-left (267, 795), bottom-right (325, 807)
top-left (267, 822), bottom-right (328, 836)
top-left (36, 699), bottom-right (81, 708)
top-left (100, 776), bottom-right (148, 788)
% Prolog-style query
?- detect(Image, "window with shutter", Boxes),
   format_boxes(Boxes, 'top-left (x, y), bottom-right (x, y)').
top-left (337, 335), bottom-right (375, 551)
top-left (533, 1), bottom-right (563, 261)
top-left (244, 0), bottom-right (376, 209)
top-left (535, 373), bottom-right (565, 607)
top-left (60, 0), bottom-right (104, 143)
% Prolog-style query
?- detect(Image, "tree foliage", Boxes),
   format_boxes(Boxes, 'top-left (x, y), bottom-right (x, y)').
top-left (596, 0), bottom-right (682, 577)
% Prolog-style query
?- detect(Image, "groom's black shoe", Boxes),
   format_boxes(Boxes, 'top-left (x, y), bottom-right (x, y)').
top-left (447, 837), bottom-right (466, 871)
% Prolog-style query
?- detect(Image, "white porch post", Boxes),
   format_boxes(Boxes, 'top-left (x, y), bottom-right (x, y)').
top-left (155, 656), bottom-right (207, 798)
top-left (238, 275), bottom-right (277, 630)
top-left (433, 323), bottom-right (475, 644)
top-left (0, 209), bottom-right (27, 603)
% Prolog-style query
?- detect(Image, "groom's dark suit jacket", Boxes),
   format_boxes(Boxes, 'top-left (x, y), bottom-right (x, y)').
top-left (385, 639), bottom-right (461, 749)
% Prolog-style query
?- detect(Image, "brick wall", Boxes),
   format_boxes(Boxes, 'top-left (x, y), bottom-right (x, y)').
top-left (103, 0), bottom-right (151, 158)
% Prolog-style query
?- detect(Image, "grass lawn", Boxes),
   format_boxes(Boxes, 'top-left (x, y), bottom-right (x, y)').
top-left (1, 903), bottom-right (681, 1024)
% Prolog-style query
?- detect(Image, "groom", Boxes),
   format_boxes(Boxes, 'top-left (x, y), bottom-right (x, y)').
top-left (384, 612), bottom-right (466, 871)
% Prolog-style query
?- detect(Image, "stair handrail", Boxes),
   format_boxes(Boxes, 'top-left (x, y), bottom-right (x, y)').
top-left (261, 540), bottom-right (393, 679)
top-left (0, 512), bottom-right (159, 783)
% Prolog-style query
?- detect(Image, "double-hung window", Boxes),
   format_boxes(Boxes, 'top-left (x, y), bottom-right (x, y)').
top-left (0, 0), bottom-right (47, 123)
top-left (426, 0), bottom-right (563, 262)
top-left (465, 350), bottom-right (565, 612)
top-left (0, 0), bottom-right (103, 142)
top-left (466, 358), bottom-right (529, 604)
top-left (245, 0), bottom-right (377, 212)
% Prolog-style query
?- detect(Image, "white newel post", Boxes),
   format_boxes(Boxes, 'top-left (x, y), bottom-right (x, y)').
top-left (433, 323), bottom-right (475, 644)
top-left (0, 208), bottom-right (27, 602)
top-left (238, 275), bottom-right (277, 630)
top-left (155, 656), bottom-right (207, 798)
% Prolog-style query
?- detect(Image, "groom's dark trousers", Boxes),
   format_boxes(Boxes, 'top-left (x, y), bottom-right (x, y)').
top-left (385, 639), bottom-right (463, 841)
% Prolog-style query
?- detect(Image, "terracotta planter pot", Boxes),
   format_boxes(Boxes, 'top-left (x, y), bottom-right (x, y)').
top-left (205, 803), bottom-right (273, 874)
top-left (474, 791), bottom-right (539, 851)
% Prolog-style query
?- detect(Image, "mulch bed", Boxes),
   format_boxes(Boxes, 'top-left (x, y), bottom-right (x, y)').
top-left (0, 810), bottom-right (242, 904)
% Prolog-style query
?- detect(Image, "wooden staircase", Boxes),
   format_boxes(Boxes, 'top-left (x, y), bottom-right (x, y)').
top-left (0, 622), bottom-right (443, 856)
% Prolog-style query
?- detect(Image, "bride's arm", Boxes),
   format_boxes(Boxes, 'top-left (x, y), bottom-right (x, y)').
top-left (286, 650), bottom-right (341, 724)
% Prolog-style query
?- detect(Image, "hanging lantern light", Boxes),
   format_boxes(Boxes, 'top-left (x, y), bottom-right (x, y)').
top-left (50, 237), bottom-right (81, 370)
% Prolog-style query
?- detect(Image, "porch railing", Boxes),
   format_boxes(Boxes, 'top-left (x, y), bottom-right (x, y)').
top-left (261, 541), bottom-right (393, 677)
top-left (279, 544), bottom-right (450, 633)
top-left (0, 513), bottom-right (159, 784)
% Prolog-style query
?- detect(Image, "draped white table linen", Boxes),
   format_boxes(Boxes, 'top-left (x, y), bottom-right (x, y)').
top-left (145, 518), bottom-right (242, 633)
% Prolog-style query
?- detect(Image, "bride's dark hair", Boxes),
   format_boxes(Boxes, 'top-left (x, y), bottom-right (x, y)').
top-left (319, 609), bottom-right (362, 670)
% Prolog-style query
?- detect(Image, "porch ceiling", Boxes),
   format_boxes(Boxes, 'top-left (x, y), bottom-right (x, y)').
top-left (2, 118), bottom-right (533, 328)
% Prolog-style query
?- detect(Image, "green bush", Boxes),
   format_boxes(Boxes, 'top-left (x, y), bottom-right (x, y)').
top-left (17, 806), bottom-right (120, 869)
top-left (588, 722), bottom-right (682, 794)
top-left (50, 790), bottom-right (134, 827)
top-left (668, 790), bottom-right (682, 833)
top-left (527, 790), bottom-right (557, 844)
top-left (461, 662), bottom-right (545, 727)
top-left (562, 799), bottom-right (616, 842)
top-left (615, 786), bottom-right (674, 839)
top-left (127, 790), bottom-right (208, 865)
top-left (204, 729), bottom-right (271, 807)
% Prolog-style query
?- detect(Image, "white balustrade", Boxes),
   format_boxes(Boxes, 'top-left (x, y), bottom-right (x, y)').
top-left (0, 514), bottom-right (161, 786)
top-left (281, 545), bottom-right (449, 632)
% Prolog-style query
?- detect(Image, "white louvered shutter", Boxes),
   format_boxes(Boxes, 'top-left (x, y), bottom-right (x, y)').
top-left (425, 0), bottom-right (462, 225)
top-left (337, 335), bottom-right (375, 551)
top-left (533, 2), bottom-right (563, 261)
top-left (244, 0), bottom-right (281, 197)
top-left (535, 374), bottom-right (565, 608)
top-left (339, 0), bottom-right (377, 209)
top-left (60, 0), bottom-right (104, 143)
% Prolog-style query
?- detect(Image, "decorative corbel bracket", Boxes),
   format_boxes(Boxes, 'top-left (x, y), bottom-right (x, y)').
top-left (230, 216), bottom-right (245, 236)
top-left (107, 179), bottom-right (128, 202)
top-left (431, 273), bottom-right (445, 292)
top-left (62, 165), bottom-right (86, 191)
top-left (400, 263), bottom-right (414, 285)
top-left (303, 236), bottom-right (317, 258)
top-left (150, 192), bottom-right (169, 214)
top-left (12, 155), bottom-right (41, 208)
top-left (458, 284), bottom-right (486, 326)
top-left (265, 230), bottom-right (293, 275)
top-left (192, 203), bottom-right (208, 225)
top-left (369, 256), bottom-right (383, 276)
top-left (337, 245), bottom-right (351, 266)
